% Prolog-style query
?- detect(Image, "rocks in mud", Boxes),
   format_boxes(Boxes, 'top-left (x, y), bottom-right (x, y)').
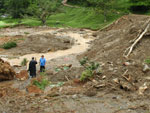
top-left (113, 78), bottom-right (120, 84)
top-left (55, 64), bottom-right (72, 72)
top-left (119, 81), bottom-right (133, 91)
top-left (113, 77), bottom-right (135, 91)
top-left (47, 92), bottom-right (59, 97)
top-left (143, 64), bottom-right (150, 72)
top-left (62, 47), bottom-right (69, 50)
top-left (73, 79), bottom-right (81, 84)
top-left (92, 32), bottom-right (97, 37)
top-left (47, 48), bottom-right (52, 52)
top-left (123, 62), bottom-right (131, 66)
top-left (83, 88), bottom-right (97, 97)
top-left (138, 82), bottom-right (148, 95)
top-left (0, 58), bottom-right (15, 81)
top-left (16, 70), bottom-right (28, 81)
top-left (63, 39), bottom-right (70, 43)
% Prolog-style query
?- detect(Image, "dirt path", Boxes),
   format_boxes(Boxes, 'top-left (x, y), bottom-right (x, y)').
top-left (1, 28), bottom-right (94, 66)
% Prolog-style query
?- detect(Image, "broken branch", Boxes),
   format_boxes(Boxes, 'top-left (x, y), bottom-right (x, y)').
top-left (124, 19), bottom-right (150, 58)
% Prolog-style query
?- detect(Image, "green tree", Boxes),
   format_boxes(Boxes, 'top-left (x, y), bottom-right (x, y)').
top-left (28, 0), bottom-right (61, 25)
top-left (129, 0), bottom-right (150, 13)
top-left (87, 0), bottom-right (115, 22)
top-left (5, 0), bottom-right (31, 18)
top-left (0, 0), bottom-right (6, 14)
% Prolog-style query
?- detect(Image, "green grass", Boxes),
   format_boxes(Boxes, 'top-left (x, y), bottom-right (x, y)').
top-left (0, 6), bottom-right (127, 30)
top-left (0, 0), bottom-right (149, 30)
top-left (0, 20), bottom-right (17, 28)
top-left (48, 7), bottom-right (124, 30)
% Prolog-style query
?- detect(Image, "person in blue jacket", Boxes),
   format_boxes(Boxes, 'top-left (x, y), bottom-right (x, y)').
top-left (39, 55), bottom-right (46, 72)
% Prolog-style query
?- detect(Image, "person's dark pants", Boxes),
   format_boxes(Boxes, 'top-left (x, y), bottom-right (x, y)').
top-left (30, 70), bottom-right (36, 78)
top-left (40, 66), bottom-right (45, 72)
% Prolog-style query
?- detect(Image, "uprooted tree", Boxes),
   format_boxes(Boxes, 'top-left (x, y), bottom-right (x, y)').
top-left (28, 0), bottom-right (61, 25)
top-left (0, 59), bottom-right (16, 81)
top-left (124, 19), bottom-right (150, 58)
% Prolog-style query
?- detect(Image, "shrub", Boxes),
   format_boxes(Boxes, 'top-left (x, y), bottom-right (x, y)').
top-left (79, 57), bottom-right (88, 66)
top-left (33, 79), bottom-right (49, 90)
top-left (79, 57), bottom-right (100, 81)
top-left (21, 58), bottom-right (28, 66)
top-left (80, 69), bottom-right (93, 81)
top-left (33, 72), bottom-right (50, 90)
top-left (145, 58), bottom-right (150, 64)
top-left (2, 41), bottom-right (17, 49)
top-left (24, 32), bottom-right (30, 34)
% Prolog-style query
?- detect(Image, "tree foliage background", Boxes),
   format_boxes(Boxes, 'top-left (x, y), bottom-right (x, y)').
top-left (5, 0), bottom-right (31, 18)
top-left (27, 0), bottom-right (61, 25)
top-left (0, 0), bottom-right (150, 25)
top-left (129, 0), bottom-right (150, 13)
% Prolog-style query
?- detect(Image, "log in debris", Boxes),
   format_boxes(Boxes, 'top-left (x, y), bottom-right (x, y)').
top-left (124, 19), bottom-right (150, 58)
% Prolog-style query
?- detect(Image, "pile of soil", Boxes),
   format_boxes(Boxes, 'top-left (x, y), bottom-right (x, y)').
top-left (80, 14), bottom-right (150, 94)
top-left (0, 58), bottom-right (16, 81)
top-left (47, 67), bottom-right (84, 82)
top-left (0, 33), bottom-right (74, 56)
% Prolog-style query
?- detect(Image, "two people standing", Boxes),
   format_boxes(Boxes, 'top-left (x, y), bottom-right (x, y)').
top-left (28, 55), bottom-right (46, 78)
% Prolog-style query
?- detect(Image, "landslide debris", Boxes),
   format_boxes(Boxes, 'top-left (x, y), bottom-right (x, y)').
top-left (0, 32), bottom-right (74, 56)
top-left (0, 58), bottom-right (16, 81)
top-left (79, 14), bottom-right (150, 95)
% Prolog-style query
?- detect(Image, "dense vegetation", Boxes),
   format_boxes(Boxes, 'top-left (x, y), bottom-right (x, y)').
top-left (1, 41), bottom-right (17, 49)
top-left (129, 0), bottom-right (150, 13)
top-left (0, 0), bottom-right (150, 30)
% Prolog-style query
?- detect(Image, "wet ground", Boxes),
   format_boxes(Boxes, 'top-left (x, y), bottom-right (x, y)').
top-left (1, 14), bottom-right (150, 113)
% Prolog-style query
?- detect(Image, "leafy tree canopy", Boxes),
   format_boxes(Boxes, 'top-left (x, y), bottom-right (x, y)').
top-left (28, 0), bottom-right (61, 25)
top-left (5, 0), bottom-right (31, 18)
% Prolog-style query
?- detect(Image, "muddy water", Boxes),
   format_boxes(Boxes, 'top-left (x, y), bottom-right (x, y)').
top-left (2, 29), bottom-right (93, 66)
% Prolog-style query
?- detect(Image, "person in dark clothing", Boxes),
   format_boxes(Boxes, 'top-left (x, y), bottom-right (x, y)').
top-left (28, 57), bottom-right (37, 78)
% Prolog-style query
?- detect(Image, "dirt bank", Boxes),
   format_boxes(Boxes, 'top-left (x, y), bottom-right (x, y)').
top-left (80, 14), bottom-right (150, 96)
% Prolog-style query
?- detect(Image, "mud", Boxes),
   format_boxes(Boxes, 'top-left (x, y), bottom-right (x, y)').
top-left (1, 14), bottom-right (150, 113)
top-left (0, 30), bottom-right (74, 56)
top-left (0, 27), bottom-right (93, 66)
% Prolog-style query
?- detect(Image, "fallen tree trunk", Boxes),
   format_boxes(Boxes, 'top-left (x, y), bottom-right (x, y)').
top-left (124, 19), bottom-right (150, 58)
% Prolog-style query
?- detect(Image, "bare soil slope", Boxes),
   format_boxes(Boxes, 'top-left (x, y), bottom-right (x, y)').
top-left (80, 14), bottom-right (150, 95)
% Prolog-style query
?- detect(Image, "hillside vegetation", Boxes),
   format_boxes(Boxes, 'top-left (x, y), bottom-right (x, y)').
top-left (0, 0), bottom-right (150, 29)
